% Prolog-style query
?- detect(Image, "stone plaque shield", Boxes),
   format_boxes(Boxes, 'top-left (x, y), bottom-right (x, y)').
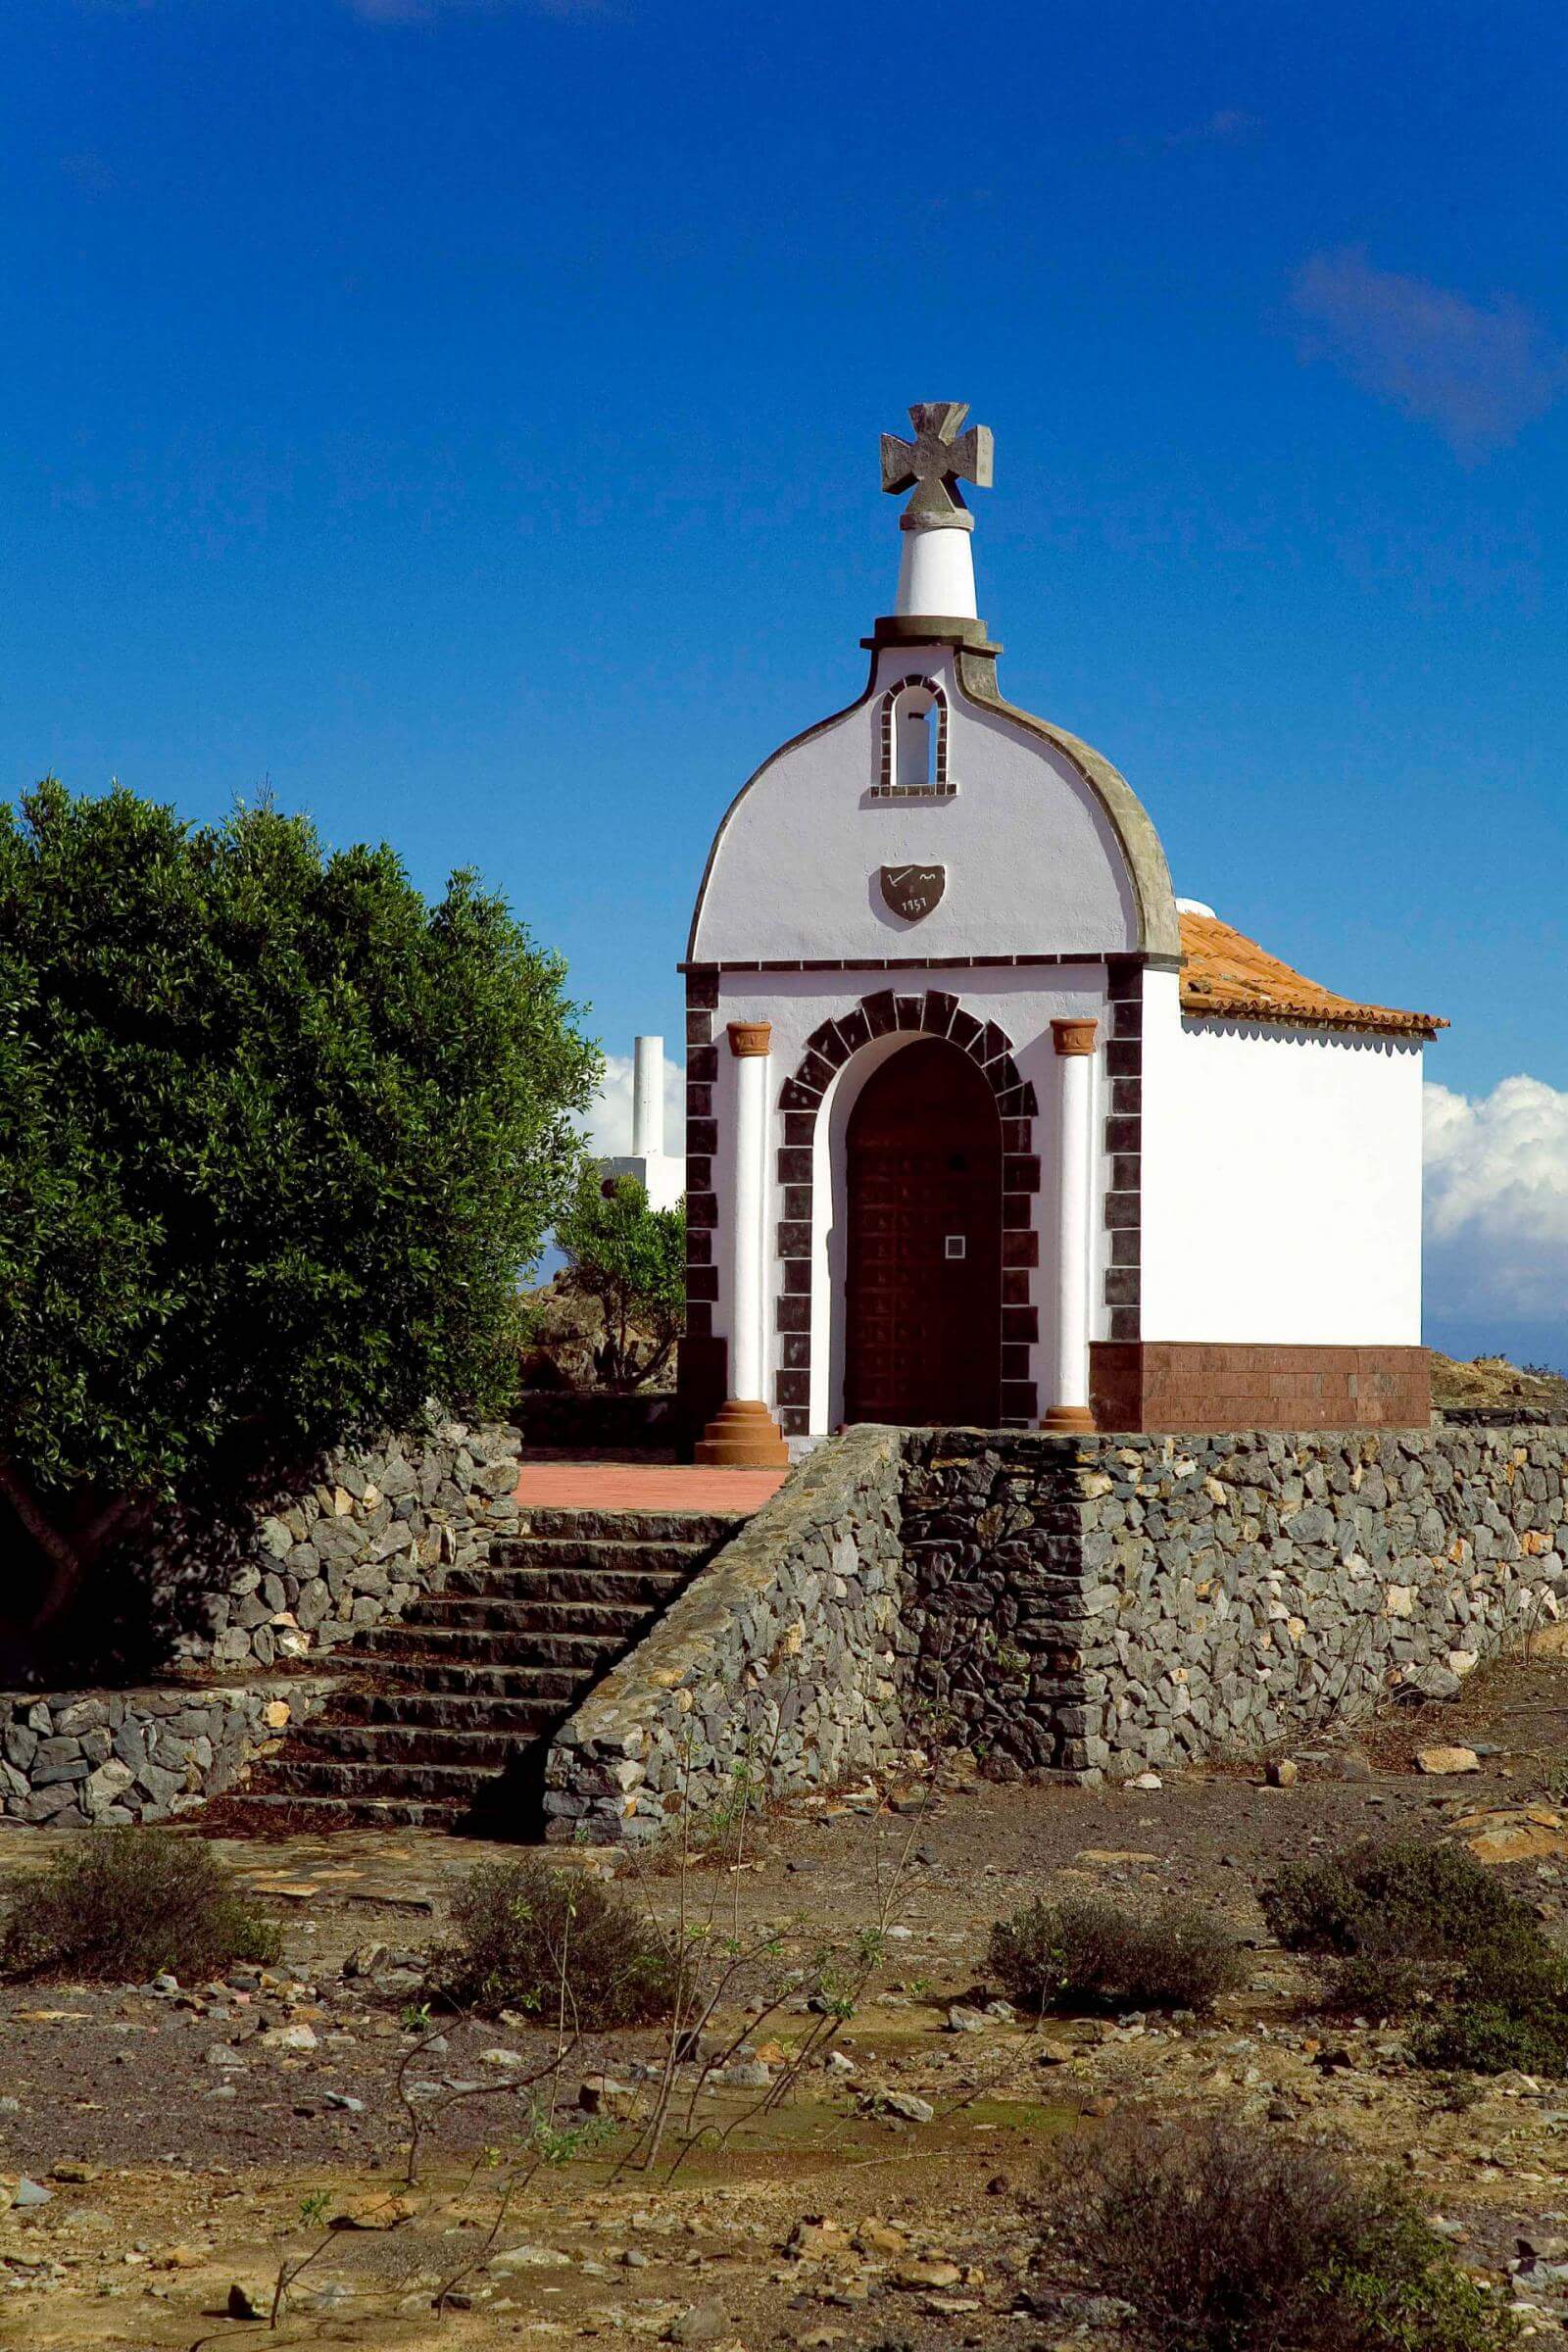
top-left (879, 863), bottom-right (946, 923)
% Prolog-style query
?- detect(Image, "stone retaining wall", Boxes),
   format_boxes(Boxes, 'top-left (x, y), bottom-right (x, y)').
top-left (543, 1426), bottom-right (906, 1844)
top-left (901, 1426), bottom-right (1568, 1780)
top-left (0, 1681), bottom-right (333, 1827)
top-left (6, 1415), bottom-right (525, 1829)
top-left (165, 1418), bottom-right (523, 1673)
top-left (548, 1423), bottom-right (1568, 1838)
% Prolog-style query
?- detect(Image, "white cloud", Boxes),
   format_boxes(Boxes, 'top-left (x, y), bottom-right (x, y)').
top-left (1292, 247), bottom-right (1568, 457)
top-left (1424, 1075), bottom-right (1568, 1323)
top-left (574, 1049), bottom-right (685, 1159)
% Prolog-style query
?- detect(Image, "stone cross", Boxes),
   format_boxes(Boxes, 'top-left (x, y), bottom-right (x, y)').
top-left (880, 401), bottom-right (994, 529)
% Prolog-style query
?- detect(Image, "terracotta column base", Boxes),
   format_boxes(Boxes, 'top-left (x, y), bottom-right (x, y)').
top-left (1040, 1403), bottom-right (1098, 1434)
top-left (695, 1398), bottom-right (791, 1468)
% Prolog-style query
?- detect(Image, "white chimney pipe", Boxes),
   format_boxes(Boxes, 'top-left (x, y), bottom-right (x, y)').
top-left (632, 1035), bottom-right (662, 1159)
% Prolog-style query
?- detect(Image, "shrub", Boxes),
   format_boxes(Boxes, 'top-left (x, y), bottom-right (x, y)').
top-left (1262, 1836), bottom-right (1568, 2071)
top-left (988, 1893), bottom-right (1245, 2016)
top-left (0, 1828), bottom-right (280, 1982)
top-left (428, 1857), bottom-right (683, 2027)
top-left (1409, 1934), bottom-right (1568, 2077)
top-left (0, 780), bottom-right (597, 1668)
top-left (1320, 1946), bottom-right (1433, 2022)
top-left (1046, 2114), bottom-right (1517, 2351)
top-left (1261, 1838), bottom-right (1521, 1962)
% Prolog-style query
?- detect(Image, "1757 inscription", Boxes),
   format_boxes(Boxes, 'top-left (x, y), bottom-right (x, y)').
top-left (879, 863), bottom-right (946, 922)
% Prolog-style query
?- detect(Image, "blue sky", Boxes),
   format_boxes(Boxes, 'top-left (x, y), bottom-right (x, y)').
top-left (3, 0), bottom-right (1565, 1364)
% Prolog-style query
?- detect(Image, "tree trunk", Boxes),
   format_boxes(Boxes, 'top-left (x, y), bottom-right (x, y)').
top-left (0, 1460), bottom-right (150, 1637)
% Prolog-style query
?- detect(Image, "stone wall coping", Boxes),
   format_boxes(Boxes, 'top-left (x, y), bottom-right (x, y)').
top-left (912, 1423), bottom-right (1568, 1449)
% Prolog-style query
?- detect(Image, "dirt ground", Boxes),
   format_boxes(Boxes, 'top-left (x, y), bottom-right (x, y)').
top-left (5, 1654), bottom-right (1568, 2348)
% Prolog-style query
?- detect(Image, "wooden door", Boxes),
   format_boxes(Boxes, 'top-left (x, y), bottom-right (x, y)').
top-left (845, 1038), bottom-right (1002, 1426)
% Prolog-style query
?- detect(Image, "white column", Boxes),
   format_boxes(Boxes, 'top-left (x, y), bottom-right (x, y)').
top-left (631, 1034), bottom-right (662, 1158)
top-left (696, 1021), bottom-right (789, 1467)
top-left (730, 1030), bottom-right (767, 1402)
top-left (1041, 1017), bottom-right (1100, 1434)
top-left (895, 521), bottom-right (978, 619)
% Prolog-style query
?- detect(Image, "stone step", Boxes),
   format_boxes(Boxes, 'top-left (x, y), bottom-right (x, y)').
top-left (236, 1791), bottom-right (473, 1830)
top-left (327, 1690), bottom-right (560, 1734)
top-left (289, 1723), bottom-right (527, 1768)
top-left (401, 1595), bottom-right (656, 1638)
top-left (505, 1510), bottom-right (746, 1547)
top-left (442, 1564), bottom-right (689, 1606)
top-left (488, 1536), bottom-right (714, 1573)
top-left (261, 1757), bottom-right (504, 1802)
top-left (244, 1494), bottom-right (758, 1838)
top-left (344, 1652), bottom-right (597, 1699)
top-left (351, 1625), bottom-right (618, 1669)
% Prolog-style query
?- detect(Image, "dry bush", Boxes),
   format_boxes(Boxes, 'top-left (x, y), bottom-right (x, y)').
top-left (1262, 1837), bottom-right (1568, 2069)
top-left (1410, 1931), bottom-right (1568, 2077)
top-left (988, 1892), bottom-right (1245, 2016)
top-left (1261, 1838), bottom-right (1519, 1962)
top-left (1044, 2113), bottom-right (1517, 2351)
top-left (0, 1827), bottom-right (279, 1982)
top-left (427, 1856), bottom-right (683, 2027)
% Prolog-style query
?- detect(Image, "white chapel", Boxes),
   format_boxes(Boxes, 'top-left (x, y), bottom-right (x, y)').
top-left (677, 405), bottom-right (1445, 1463)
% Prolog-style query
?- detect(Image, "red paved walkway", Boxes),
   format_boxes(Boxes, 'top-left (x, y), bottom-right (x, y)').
top-left (514, 1460), bottom-right (787, 1513)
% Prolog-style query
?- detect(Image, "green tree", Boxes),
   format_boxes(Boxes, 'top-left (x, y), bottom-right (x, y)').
top-left (554, 1171), bottom-right (685, 1391)
top-left (0, 779), bottom-right (599, 1654)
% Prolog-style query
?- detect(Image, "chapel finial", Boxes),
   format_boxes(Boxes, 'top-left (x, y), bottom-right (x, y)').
top-left (880, 402), bottom-right (994, 533)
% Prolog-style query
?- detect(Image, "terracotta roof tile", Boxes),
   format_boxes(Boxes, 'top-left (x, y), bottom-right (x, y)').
top-left (1178, 910), bottom-right (1446, 1040)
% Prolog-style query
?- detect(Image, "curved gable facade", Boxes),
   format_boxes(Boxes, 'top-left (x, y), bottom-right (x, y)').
top-left (689, 637), bottom-right (1167, 968)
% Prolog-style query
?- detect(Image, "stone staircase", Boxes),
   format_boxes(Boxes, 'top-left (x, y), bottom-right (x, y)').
top-left (244, 1506), bottom-right (747, 1831)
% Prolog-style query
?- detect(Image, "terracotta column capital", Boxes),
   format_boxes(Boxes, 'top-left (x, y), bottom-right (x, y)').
top-left (1051, 1016), bottom-right (1099, 1058)
top-left (726, 1020), bottom-right (772, 1059)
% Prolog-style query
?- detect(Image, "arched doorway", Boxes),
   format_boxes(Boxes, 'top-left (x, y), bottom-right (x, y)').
top-left (844, 1037), bottom-right (1003, 1426)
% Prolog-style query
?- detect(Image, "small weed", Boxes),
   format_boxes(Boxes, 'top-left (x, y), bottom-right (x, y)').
top-left (988, 1893), bottom-right (1245, 2017)
top-left (0, 1828), bottom-right (279, 1983)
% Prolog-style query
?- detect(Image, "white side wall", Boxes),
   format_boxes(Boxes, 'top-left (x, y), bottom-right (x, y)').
top-left (1139, 966), bottom-right (1424, 1345)
top-left (709, 965), bottom-right (1112, 1436)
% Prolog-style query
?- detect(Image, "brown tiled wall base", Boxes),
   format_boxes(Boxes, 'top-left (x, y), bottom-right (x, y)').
top-left (1091, 1343), bottom-right (1432, 1433)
